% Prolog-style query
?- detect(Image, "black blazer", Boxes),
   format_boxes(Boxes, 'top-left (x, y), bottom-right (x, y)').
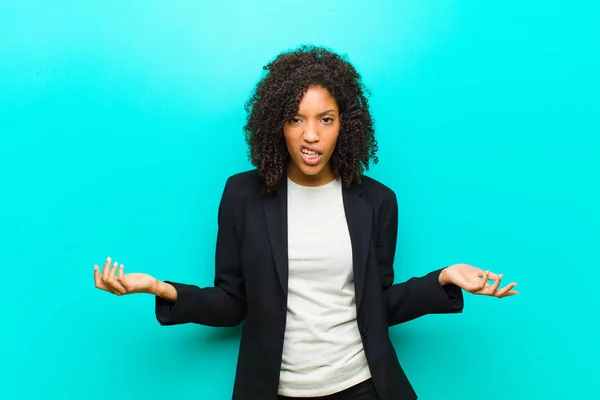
top-left (155, 169), bottom-right (464, 400)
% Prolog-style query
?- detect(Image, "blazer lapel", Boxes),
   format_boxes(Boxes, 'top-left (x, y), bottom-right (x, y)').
top-left (262, 178), bottom-right (289, 295)
top-left (342, 182), bottom-right (372, 311)
top-left (262, 176), bottom-right (372, 308)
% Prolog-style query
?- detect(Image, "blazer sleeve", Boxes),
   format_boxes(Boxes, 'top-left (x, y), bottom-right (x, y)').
top-left (154, 177), bottom-right (247, 327)
top-left (378, 191), bottom-right (464, 326)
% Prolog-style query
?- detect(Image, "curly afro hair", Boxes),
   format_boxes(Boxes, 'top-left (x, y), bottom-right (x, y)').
top-left (243, 45), bottom-right (379, 195)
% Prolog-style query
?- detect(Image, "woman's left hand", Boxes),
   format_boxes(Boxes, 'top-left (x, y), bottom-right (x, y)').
top-left (439, 264), bottom-right (518, 298)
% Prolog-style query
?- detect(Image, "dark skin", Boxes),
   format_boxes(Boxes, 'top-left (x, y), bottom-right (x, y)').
top-left (93, 46), bottom-right (518, 301)
top-left (94, 87), bottom-right (518, 299)
top-left (243, 45), bottom-right (378, 195)
top-left (284, 85), bottom-right (341, 186)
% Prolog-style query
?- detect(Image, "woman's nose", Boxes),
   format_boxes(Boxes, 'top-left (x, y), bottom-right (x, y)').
top-left (303, 122), bottom-right (319, 142)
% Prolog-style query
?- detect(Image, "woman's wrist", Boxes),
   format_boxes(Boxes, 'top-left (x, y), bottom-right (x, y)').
top-left (151, 278), bottom-right (163, 296)
top-left (438, 267), bottom-right (450, 286)
top-left (152, 279), bottom-right (178, 301)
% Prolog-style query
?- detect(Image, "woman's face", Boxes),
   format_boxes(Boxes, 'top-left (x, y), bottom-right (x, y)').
top-left (283, 85), bottom-right (341, 186)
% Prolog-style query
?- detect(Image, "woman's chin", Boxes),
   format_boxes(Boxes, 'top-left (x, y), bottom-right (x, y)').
top-left (288, 156), bottom-right (334, 182)
top-left (300, 164), bottom-right (323, 176)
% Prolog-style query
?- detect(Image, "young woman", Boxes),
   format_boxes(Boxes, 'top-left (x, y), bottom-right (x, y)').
top-left (94, 45), bottom-right (518, 400)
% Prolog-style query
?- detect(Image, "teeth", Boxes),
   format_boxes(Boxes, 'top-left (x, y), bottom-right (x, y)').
top-left (302, 149), bottom-right (318, 155)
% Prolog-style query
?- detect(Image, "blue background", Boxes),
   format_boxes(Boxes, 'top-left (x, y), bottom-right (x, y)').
top-left (1, 1), bottom-right (599, 399)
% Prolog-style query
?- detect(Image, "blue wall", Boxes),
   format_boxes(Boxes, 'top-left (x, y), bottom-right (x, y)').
top-left (1, 1), bottom-right (598, 398)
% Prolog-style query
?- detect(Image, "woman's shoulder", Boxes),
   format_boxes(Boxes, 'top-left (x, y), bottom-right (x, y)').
top-left (220, 170), bottom-right (397, 203)
top-left (356, 175), bottom-right (397, 202)
top-left (225, 169), bottom-right (262, 187)
top-left (221, 169), bottom-right (263, 198)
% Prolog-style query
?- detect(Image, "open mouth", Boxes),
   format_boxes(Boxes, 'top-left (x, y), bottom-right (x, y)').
top-left (300, 147), bottom-right (322, 166)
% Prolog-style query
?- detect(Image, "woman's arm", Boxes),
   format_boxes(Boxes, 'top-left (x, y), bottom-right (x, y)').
top-left (376, 191), bottom-right (464, 327)
top-left (93, 177), bottom-right (247, 328)
top-left (154, 280), bottom-right (177, 301)
top-left (154, 177), bottom-right (247, 327)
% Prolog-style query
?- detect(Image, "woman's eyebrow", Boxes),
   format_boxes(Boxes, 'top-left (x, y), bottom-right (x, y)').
top-left (295, 109), bottom-right (337, 118)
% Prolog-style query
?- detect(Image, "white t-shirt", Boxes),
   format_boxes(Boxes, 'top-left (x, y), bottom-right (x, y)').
top-left (278, 178), bottom-right (371, 397)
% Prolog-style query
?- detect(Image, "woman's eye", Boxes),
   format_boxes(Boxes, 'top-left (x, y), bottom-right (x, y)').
top-left (322, 117), bottom-right (333, 124)
top-left (290, 117), bottom-right (301, 124)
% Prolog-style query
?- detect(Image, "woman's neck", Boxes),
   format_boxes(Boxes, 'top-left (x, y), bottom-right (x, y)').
top-left (286, 162), bottom-right (335, 187)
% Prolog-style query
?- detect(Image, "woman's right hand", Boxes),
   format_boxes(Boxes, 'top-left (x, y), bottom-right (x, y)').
top-left (94, 256), bottom-right (158, 296)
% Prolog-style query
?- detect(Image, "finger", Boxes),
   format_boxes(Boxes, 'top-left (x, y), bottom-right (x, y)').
top-left (116, 264), bottom-right (128, 292)
top-left (94, 265), bottom-right (105, 289)
top-left (468, 274), bottom-right (487, 293)
top-left (473, 282), bottom-right (491, 295)
top-left (112, 264), bottom-right (128, 295)
top-left (486, 272), bottom-right (500, 281)
top-left (476, 271), bottom-right (490, 291)
top-left (488, 274), bottom-right (503, 294)
top-left (475, 267), bottom-right (500, 282)
top-left (94, 265), bottom-right (114, 293)
top-left (102, 257), bottom-right (112, 282)
top-left (110, 261), bottom-right (119, 278)
top-left (106, 262), bottom-right (126, 295)
top-left (496, 290), bottom-right (518, 298)
top-left (495, 282), bottom-right (518, 298)
top-left (103, 261), bottom-right (118, 287)
top-left (110, 281), bottom-right (127, 295)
